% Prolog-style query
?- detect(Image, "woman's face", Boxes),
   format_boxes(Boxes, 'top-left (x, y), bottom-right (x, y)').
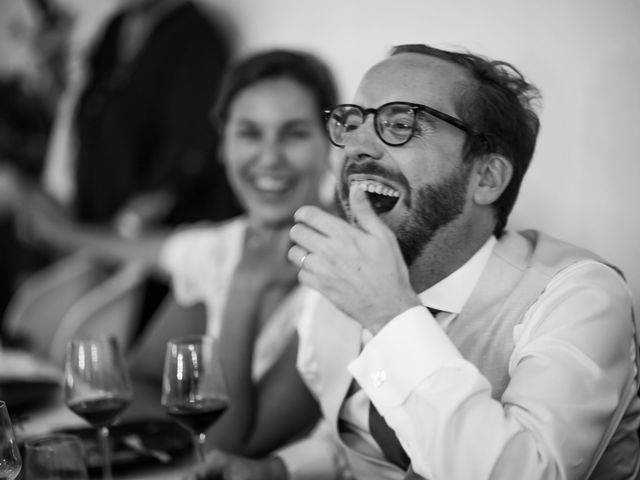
top-left (222, 77), bottom-right (330, 228)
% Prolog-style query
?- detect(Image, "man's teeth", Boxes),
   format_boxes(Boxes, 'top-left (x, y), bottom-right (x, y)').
top-left (350, 180), bottom-right (400, 198)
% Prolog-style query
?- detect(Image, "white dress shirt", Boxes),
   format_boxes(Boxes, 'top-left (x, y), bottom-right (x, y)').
top-left (284, 235), bottom-right (639, 479)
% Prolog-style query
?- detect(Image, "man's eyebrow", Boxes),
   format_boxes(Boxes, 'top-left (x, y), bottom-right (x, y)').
top-left (414, 109), bottom-right (440, 125)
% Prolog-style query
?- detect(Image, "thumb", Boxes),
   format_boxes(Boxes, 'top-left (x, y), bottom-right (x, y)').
top-left (349, 183), bottom-right (386, 234)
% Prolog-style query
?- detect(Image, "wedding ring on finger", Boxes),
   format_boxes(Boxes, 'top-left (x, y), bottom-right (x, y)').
top-left (299, 252), bottom-right (308, 269)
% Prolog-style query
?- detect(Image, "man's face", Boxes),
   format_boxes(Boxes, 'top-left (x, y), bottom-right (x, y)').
top-left (334, 53), bottom-right (474, 265)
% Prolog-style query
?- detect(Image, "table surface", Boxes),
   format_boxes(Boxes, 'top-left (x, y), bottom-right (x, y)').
top-left (15, 404), bottom-right (194, 479)
top-left (4, 359), bottom-right (197, 480)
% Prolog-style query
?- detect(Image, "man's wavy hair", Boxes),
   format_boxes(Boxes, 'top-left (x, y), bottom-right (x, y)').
top-left (391, 44), bottom-right (541, 237)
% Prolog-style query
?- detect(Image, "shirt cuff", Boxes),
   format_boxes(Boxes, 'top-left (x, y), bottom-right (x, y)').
top-left (348, 305), bottom-right (463, 408)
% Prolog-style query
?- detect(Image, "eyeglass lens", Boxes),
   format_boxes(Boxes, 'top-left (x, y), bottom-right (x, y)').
top-left (327, 104), bottom-right (418, 147)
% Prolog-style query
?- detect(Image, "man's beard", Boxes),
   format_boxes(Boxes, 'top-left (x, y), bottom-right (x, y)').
top-left (335, 164), bottom-right (470, 266)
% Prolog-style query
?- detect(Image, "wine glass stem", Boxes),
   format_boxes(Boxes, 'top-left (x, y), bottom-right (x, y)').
top-left (98, 426), bottom-right (113, 480)
top-left (194, 432), bottom-right (207, 464)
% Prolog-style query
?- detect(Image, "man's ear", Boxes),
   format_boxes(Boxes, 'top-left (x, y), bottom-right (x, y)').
top-left (472, 154), bottom-right (513, 206)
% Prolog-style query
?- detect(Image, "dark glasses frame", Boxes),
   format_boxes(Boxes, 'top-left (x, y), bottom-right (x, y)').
top-left (323, 101), bottom-right (485, 147)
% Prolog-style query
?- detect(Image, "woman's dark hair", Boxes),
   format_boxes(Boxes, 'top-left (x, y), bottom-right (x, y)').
top-left (391, 44), bottom-right (541, 238)
top-left (213, 49), bottom-right (338, 127)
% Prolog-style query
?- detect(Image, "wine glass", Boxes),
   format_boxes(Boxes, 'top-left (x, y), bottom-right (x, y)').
top-left (24, 434), bottom-right (89, 479)
top-left (64, 336), bottom-right (132, 480)
top-left (161, 335), bottom-right (229, 465)
top-left (0, 401), bottom-right (21, 480)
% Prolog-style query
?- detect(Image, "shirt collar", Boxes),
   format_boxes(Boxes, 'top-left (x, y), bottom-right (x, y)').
top-left (418, 236), bottom-right (497, 314)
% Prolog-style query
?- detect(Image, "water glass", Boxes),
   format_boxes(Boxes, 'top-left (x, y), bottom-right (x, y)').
top-left (24, 434), bottom-right (88, 479)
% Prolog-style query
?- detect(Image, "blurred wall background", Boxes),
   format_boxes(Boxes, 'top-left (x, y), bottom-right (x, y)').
top-left (5, 0), bottom-right (640, 313)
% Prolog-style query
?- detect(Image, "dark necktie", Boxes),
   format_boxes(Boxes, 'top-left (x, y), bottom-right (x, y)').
top-left (368, 307), bottom-right (442, 471)
top-left (368, 400), bottom-right (411, 469)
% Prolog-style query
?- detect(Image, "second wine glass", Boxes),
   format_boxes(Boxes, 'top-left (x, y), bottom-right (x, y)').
top-left (161, 334), bottom-right (229, 465)
top-left (64, 336), bottom-right (132, 480)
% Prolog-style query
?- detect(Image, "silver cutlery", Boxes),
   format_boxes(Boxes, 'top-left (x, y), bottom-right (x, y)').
top-left (121, 434), bottom-right (172, 464)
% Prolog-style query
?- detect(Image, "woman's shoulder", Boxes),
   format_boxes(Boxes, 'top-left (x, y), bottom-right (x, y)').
top-left (172, 216), bottom-right (246, 244)
top-left (160, 216), bottom-right (247, 271)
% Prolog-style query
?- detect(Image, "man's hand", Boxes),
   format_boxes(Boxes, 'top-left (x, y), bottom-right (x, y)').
top-left (289, 185), bottom-right (421, 334)
top-left (183, 450), bottom-right (288, 480)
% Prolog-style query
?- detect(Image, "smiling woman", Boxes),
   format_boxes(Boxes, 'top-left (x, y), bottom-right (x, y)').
top-left (212, 49), bottom-right (337, 227)
top-left (4, 49), bottom-right (339, 465)
top-left (220, 76), bottom-right (329, 228)
top-left (141, 49), bottom-right (340, 460)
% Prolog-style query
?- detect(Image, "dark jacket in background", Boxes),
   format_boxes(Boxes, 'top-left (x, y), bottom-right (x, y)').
top-left (74, 1), bottom-right (242, 225)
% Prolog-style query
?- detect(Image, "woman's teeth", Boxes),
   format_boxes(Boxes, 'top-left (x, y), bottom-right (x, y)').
top-left (254, 176), bottom-right (290, 192)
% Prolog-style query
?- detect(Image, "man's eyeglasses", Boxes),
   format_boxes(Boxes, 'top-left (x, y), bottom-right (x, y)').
top-left (323, 101), bottom-right (483, 147)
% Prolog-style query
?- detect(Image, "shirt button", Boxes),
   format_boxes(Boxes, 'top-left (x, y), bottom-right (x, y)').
top-left (371, 370), bottom-right (387, 388)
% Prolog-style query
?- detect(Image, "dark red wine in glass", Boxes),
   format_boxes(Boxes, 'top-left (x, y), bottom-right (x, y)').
top-left (64, 337), bottom-right (132, 480)
top-left (165, 397), bottom-right (228, 434)
top-left (68, 395), bottom-right (130, 428)
top-left (161, 335), bottom-right (229, 465)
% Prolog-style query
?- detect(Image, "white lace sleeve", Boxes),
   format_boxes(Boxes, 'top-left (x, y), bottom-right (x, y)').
top-left (158, 219), bottom-right (246, 335)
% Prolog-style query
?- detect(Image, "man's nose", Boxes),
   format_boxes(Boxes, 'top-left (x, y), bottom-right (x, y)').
top-left (343, 117), bottom-right (384, 160)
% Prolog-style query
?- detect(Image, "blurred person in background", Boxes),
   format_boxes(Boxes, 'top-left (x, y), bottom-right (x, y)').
top-left (15, 49), bottom-right (339, 459)
top-left (43, 0), bottom-right (240, 232)
top-left (2, 0), bottom-right (242, 348)
top-left (128, 49), bottom-right (339, 455)
top-left (0, 0), bottom-right (69, 329)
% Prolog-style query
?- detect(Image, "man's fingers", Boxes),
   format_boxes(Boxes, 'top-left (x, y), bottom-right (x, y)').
top-left (348, 184), bottom-right (386, 235)
top-left (293, 205), bottom-right (353, 241)
top-left (290, 207), bottom-right (360, 261)
top-left (288, 244), bottom-right (308, 268)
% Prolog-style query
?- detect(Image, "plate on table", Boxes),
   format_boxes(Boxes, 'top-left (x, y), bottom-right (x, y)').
top-left (0, 349), bottom-right (62, 413)
top-left (59, 419), bottom-right (192, 473)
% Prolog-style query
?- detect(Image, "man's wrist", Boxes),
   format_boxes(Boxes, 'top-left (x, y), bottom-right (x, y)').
top-left (367, 296), bottom-right (423, 335)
